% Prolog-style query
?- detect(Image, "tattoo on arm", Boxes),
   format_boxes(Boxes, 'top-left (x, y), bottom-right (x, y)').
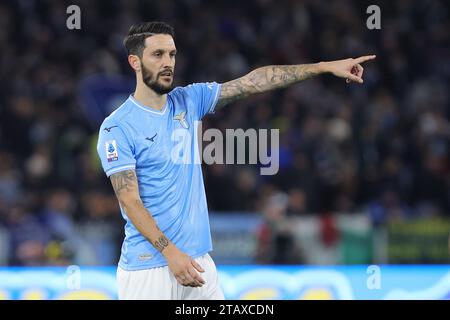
top-left (154, 235), bottom-right (169, 252)
top-left (110, 169), bottom-right (137, 198)
top-left (110, 170), bottom-right (171, 252)
top-left (216, 64), bottom-right (320, 108)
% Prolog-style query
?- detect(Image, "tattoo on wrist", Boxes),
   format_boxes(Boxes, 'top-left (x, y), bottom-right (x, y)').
top-left (154, 235), bottom-right (169, 252)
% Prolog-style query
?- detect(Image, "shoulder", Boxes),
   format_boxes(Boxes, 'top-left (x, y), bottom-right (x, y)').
top-left (168, 85), bottom-right (187, 98)
top-left (107, 99), bottom-right (134, 121)
top-left (166, 86), bottom-right (196, 106)
top-left (99, 99), bottom-right (134, 131)
top-left (184, 82), bottom-right (218, 91)
top-left (172, 82), bottom-right (219, 99)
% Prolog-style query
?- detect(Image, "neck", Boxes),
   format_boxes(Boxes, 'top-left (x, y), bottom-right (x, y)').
top-left (133, 81), bottom-right (167, 111)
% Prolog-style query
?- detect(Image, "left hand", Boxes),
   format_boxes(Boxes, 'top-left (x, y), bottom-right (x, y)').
top-left (321, 55), bottom-right (376, 84)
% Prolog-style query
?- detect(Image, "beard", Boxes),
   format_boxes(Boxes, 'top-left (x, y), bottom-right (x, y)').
top-left (141, 63), bottom-right (174, 95)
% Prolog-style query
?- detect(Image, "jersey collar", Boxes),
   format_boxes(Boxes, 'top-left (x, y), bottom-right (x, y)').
top-left (129, 94), bottom-right (168, 115)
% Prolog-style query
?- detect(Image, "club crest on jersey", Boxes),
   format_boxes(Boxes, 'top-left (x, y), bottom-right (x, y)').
top-left (174, 111), bottom-right (189, 129)
top-left (105, 140), bottom-right (118, 162)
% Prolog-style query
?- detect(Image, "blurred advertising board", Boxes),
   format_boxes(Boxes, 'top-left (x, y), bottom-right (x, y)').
top-left (210, 213), bottom-right (450, 265)
top-left (387, 217), bottom-right (450, 264)
top-left (0, 265), bottom-right (449, 300)
top-left (209, 212), bottom-right (374, 265)
top-left (209, 213), bottom-right (262, 264)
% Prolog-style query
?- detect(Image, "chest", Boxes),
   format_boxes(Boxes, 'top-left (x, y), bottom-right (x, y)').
top-left (130, 107), bottom-right (198, 168)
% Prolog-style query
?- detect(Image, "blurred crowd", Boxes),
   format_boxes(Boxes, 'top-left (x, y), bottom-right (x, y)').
top-left (0, 0), bottom-right (448, 266)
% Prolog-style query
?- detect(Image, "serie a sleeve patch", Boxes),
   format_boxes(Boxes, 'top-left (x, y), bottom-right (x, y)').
top-left (105, 140), bottom-right (119, 162)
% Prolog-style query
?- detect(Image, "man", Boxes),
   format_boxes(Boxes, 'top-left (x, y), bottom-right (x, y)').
top-left (97, 21), bottom-right (375, 300)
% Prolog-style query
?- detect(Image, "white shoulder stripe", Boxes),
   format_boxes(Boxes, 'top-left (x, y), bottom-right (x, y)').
top-left (209, 83), bottom-right (222, 114)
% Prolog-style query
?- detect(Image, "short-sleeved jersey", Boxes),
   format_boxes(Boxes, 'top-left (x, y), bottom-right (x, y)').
top-left (97, 82), bottom-right (221, 270)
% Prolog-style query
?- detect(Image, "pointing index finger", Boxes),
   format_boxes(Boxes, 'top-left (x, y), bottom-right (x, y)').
top-left (354, 55), bottom-right (376, 64)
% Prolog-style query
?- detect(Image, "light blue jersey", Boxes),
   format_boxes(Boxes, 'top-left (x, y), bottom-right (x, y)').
top-left (97, 82), bottom-right (221, 271)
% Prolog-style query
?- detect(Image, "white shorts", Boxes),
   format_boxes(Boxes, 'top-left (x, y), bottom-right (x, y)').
top-left (117, 253), bottom-right (224, 300)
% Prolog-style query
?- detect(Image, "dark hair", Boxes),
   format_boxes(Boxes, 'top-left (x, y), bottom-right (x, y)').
top-left (123, 21), bottom-right (175, 57)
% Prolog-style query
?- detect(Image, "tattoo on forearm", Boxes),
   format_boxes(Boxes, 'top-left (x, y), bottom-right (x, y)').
top-left (110, 169), bottom-right (137, 197)
top-left (267, 64), bottom-right (316, 83)
top-left (217, 64), bottom-right (319, 108)
top-left (110, 171), bottom-right (167, 251)
top-left (154, 235), bottom-right (169, 252)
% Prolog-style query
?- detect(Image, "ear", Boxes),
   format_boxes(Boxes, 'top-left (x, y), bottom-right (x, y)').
top-left (128, 55), bottom-right (141, 72)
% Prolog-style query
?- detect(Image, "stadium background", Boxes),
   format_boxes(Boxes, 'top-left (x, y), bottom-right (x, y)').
top-left (0, 0), bottom-right (448, 299)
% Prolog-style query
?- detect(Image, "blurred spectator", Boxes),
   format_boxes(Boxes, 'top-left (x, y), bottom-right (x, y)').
top-left (367, 189), bottom-right (412, 226)
top-left (38, 188), bottom-right (79, 263)
top-left (255, 192), bottom-right (303, 264)
top-left (0, 151), bottom-right (22, 206)
top-left (5, 205), bottom-right (49, 266)
top-left (76, 190), bottom-right (122, 265)
top-left (286, 188), bottom-right (308, 216)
